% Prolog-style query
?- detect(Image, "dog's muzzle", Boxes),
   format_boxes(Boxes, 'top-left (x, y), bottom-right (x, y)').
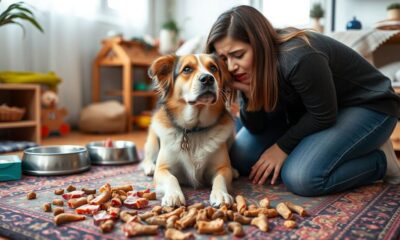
top-left (187, 74), bottom-right (217, 105)
top-left (199, 74), bottom-right (215, 87)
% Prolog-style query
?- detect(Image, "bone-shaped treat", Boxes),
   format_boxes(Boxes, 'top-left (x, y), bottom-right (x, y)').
top-left (285, 201), bottom-right (308, 217)
top-left (276, 202), bottom-right (293, 220)
top-left (166, 215), bottom-right (179, 229)
top-left (54, 213), bottom-right (85, 225)
top-left (175, 208), bottom-right (197, 230)
top-left (235, 195), bottom-right (247, 214)
top-left (233, 212), bottom-right (251, 225)
top-left (197, 218), bottom-right (225, 235)
top-left (257, 208), bottom-right (279, 218)
top-left (67, 197), bottom-right (87, 209)
top-left (145, 216), bottom-right (167, 227)
top-left (284, 220), bottom-right (297, 228)
top-left (122, 222), bottom-right (158, 237)
top-left (187, 202), bottom-right (205, 210)
top-left (228, 221), bottom-right (245, 237)
top-left (165, 228), bottom-right (194, 240)
top-left (251, 213), bottom-right (268, 232)
top-left (259, 197), bottom-right (270, 208)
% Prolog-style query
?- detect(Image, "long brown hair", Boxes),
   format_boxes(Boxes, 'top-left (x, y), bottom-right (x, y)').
top-left (205, 5), bottom-right (309, 112)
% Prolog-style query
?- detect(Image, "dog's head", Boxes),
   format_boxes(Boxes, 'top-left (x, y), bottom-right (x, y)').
top-left (148, 54), bottom-right (235, 107)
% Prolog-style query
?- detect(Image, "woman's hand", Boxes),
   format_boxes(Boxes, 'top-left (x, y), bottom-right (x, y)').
top-left (249, 143), bottom-right (288, 185)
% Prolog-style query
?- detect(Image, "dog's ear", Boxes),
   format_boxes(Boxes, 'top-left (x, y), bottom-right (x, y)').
top-left (214, 55), bottom-right (237, 106)
top-left (148, 55), bottom-right (177, 102)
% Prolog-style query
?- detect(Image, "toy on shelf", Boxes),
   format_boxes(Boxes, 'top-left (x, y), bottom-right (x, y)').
top-left (41, 90), bottom-right (70, 138)
top-left (135, 111), bottom-right (152, 129)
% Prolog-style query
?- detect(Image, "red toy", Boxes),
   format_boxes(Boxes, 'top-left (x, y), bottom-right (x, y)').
top-left (41, 90), bottom-right (70, 138)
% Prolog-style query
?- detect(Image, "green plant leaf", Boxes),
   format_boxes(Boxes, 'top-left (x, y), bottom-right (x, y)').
top-left (162, 20), bottom-right (179, 33)
top-left (8, 12), bottom-right (43, 32)
top-left (3, 19), bottom-right (26, 35)
top-left (387, 3), bottom-right (400, 10)
top-left (0, 1), bottom-right (44, 33)
top-left (310, 3), bottom-right (324, 18)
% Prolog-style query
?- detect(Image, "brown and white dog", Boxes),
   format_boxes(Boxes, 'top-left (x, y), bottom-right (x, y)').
top-left (141, 54), bottom-right (238, 207)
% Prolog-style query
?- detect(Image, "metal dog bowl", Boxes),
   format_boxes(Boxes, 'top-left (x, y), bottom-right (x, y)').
top-left (22, 145), bottom-right (91, 176)
top-left (86, 141), bottom-right (140, 165)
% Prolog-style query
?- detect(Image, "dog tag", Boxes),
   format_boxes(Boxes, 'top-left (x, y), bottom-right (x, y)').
top-left (181, 130), bottom-right (190, 151)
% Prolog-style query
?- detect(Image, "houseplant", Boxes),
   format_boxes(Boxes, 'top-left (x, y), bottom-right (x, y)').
top-left (310, 3), bottom-right (324, 33)
top-left (159, 19), bottom-right (180, 54)
top-left (0, 0), bottom-right (43, 33)
top-left (387, 3), bottom-right (400, 20)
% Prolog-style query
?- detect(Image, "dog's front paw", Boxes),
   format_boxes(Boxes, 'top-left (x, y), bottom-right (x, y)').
top-left (162, 191), bottom-right (186, 207)
top-left (141, 160), bottom-right (155, 176)
top-left (210, 190), bottom-right (233, 207)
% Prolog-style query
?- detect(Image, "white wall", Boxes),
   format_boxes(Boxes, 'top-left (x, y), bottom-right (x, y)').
top-left (172, 0), bottom-right (251, 40)
top-left (329, 0), bottom-right (399, 32)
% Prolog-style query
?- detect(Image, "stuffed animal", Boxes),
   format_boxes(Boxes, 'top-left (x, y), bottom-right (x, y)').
top-left (41, 90), bottom-right (70, 137)
top-left (41, 90), bottom-right (59, 108)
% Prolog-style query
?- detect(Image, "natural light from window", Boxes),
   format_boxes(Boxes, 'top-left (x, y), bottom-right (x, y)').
top-left (107, 0), bottom-right (147, 20)
top-left (105, 0), bottom-right (149, 35)
top-left (262, 0), bottom-right (310, 28)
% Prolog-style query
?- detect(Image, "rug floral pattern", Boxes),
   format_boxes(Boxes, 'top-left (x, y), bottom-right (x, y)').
top-left (0, 164), bottom-right (399, 240)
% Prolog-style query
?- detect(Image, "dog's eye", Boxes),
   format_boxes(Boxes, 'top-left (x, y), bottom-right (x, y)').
top-left (210, 65), bottom-right (218, 73)
top-left (183, 66), bottom-right (192, 74)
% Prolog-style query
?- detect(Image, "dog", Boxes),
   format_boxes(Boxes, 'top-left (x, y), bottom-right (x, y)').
top-left (141, 54), bottom-right (238, 207)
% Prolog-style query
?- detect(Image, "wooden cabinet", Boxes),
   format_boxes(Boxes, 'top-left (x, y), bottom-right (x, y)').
top-left (0, 84), bottom-right (40, 144)
top-left (92, 37), bottom-right (161, 132)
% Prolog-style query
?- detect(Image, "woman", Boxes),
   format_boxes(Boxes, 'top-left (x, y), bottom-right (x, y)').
top-left (205, 5), bottom-right (400, 196)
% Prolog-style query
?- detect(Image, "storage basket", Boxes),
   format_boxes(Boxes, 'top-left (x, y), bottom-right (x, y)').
top-left (0, 104), bottom-right (25, 122)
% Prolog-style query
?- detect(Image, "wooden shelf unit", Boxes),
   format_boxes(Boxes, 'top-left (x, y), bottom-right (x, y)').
top-left (0, 84), bottom-right (40, 144)
top-left (92, 37), bottom-right (161, 132)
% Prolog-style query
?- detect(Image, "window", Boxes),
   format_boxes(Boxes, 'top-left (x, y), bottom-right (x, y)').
top-left (100, 0), bottom-right (150, 35)
top-left (262, 0), bottom-right (311, 28)
top-left (105, 0), bottom-right (148, 20)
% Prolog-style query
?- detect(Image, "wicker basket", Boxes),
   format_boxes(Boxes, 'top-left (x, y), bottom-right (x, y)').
top-left (0, 104), bottom-right (26, 122)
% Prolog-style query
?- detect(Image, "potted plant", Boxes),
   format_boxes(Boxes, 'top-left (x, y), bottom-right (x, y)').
top-left (0, 0), bottom-right (43, 33)
top-left (159, 19), bottom-right (180, 54)
top-left (387, 3), bottom-right (400, 20)
top-left (310, 3), bottom-right (324, 33)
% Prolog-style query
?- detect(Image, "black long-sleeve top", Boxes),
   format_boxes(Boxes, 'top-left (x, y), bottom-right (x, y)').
top-left (240, 32), bottom-right (400, 154)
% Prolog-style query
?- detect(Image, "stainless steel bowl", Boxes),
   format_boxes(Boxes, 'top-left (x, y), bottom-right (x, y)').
top-left (22, 145), bottom-right (91, 176)
top-left (86, 141), bottom-right (140, 165)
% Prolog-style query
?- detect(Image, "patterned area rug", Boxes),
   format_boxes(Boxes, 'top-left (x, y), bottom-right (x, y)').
top-left (0, 163), bottom-right (399, 240)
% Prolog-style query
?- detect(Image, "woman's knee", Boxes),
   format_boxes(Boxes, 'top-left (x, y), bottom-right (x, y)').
top-left (229, 127), bottom-right (281, 176)
top-left (229, 139), bottom-right (257, 176)
top-left (281, 165), bottom-right (324, 197)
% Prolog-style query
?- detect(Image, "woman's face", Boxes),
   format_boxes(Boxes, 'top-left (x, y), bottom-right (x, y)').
top-left (214, 37), bottom-right (253, 85)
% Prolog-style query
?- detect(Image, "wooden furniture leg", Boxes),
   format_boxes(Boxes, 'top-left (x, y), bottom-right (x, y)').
top-left (123, 63), bottom-right (132, 132)
top-left (92, 62), bottom-right (100, 102)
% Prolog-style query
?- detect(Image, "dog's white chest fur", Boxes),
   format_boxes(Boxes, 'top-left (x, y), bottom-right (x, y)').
top-left (142, 53), bottom-right (237, 207)
top-left (152, 112), bottom-right (233, 187)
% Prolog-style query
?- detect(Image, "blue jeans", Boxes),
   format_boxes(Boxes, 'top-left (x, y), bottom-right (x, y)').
top-left (230, 107), bottom-right (397, 196)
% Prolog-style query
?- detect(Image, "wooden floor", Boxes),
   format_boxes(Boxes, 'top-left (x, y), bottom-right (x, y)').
top-left (42, 131), bottom-right (148, 149)
top-left (3, 130), bottom-right (148, 158)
